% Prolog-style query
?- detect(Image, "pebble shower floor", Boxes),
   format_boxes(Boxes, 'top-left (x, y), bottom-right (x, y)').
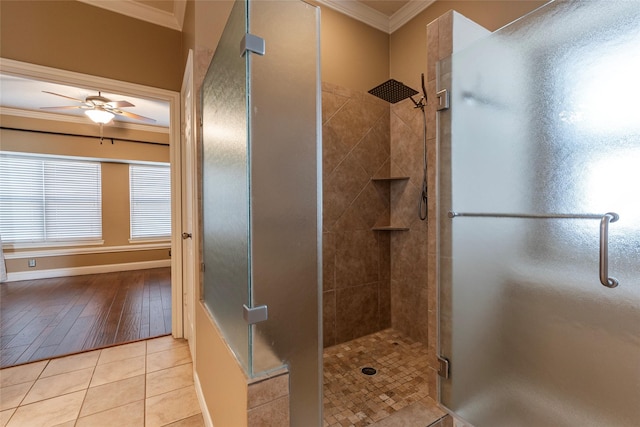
top-left (323, 329), bottom-right (431, 426)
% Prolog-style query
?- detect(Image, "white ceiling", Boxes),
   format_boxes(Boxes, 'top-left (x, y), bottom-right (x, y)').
top-left (0, 73), bottom-right (170, 128)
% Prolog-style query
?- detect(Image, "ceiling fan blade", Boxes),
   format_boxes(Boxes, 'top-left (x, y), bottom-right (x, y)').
top-left (42, 91), bottom-right (85, 103)
top-left (106, 100), bottom-right (134, 108)
top-left (40, 106), bottom-right (84, 110)
top-left (115, 110), bottom-right (157, 123)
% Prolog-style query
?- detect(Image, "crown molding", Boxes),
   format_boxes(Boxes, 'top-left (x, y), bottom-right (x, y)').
top-left (77, 0), bottom-right (183, 31)
top-left (390, 1), bottom-right (436, 33)
top-left (174, 0), bottom-right (187, 30)
top-left (315, 0), bottom-right (390, 33)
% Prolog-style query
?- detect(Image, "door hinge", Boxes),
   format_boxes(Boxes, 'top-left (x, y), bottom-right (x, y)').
top-left (240, 33), bottom-right (265, 57)
top-left (437, 355), bottom-right (450, 379)
top-left (243, 304), bottom-right (268, 324)
top-left (436, 89), bottom-right (450, 111)
top-left (200, 262), bottom-right (205, 272)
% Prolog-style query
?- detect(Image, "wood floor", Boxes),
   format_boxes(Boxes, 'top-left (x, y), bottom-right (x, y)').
top-left (0, 268), bottom-right (171, 368)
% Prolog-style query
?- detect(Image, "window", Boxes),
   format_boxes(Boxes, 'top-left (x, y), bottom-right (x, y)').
top-left (129, 164), bottom-right (171, 240)
top-left (0, 153), bottom-right (102, 244)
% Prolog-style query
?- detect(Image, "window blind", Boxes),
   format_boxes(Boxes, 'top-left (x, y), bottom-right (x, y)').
top-left (0, 154), bottom-right (102, 243)
top-left (129, 164), bottom-right (171, 239)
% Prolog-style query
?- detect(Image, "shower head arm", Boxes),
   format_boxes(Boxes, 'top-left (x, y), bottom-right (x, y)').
top-left (409, 95), bottom-right (426, 110)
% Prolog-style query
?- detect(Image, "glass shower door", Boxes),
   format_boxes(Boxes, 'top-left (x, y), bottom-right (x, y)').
top-left (438, 1), bottom-right (640, 426)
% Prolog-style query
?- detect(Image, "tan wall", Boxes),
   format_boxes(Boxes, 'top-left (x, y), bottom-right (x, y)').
top-left (5, 249), bottom-right (170, 273)
top-left (0, 0), bottom-right (183, 91)
top-left (313, 3), bottom-right (390, 93)
top-left (390, 0), bottom-right (547, 94)
top-left (102, 162), bottom-right (132, 246)
top-left (195, 303), bottom-right (248, 427)
top-left (1, 119), bottom-right (170, 275)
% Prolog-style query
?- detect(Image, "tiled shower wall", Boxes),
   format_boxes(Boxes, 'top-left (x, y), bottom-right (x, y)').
top-left (322, 80), bottom-right (432, 348)
top-left (389, 96), bottom-right (431, 347)
top-left (322, 82), bottom-right (392, 347)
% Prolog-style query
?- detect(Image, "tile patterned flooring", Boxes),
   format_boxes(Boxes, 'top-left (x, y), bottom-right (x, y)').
top-left (323, 328), bottom-right (442, 427)
top-left (0, 336), bottom-right (203, 427)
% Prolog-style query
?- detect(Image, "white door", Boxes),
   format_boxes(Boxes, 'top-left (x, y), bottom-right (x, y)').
top-left (181, 50), bottom-right (197, 352)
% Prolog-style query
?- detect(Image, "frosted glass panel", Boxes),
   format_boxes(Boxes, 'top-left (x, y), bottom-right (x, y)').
top-left (201, 0), bottom-right (250, 371)
top-left (249, 1), bottom-right (321, 424)
top-left (439, 1), bottom-right (640, 426)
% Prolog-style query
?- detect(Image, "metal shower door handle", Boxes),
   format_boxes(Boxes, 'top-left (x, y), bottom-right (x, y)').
top-left (600, 213), bottom-right (619, 288)
top-left (448, 210), bottom-right (620, 288)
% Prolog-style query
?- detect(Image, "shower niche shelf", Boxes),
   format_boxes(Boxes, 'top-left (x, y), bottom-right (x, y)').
top-left (370, 176), bottom-right (410, 231)
top-left (371, 176), bottom-right (410, 182)
top-left (372, 225), bottom-right (409, 231)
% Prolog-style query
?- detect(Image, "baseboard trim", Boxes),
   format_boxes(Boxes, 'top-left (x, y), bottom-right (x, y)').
top-left (5, 259), bottom-right (170, 282)
top-left (194, 370), bottom-right (214, 427)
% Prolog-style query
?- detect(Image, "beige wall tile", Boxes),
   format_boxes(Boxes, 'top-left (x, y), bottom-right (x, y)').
top-left (427, 19), bottom-right (440, 83)
top-left (247, 373), bottom-right (289, 410)
top-left (335, 283), bottom-right (380, 343)
top-left (6, 390), bottom-right (85, 427)
top-left (22, 367), bottom-right (92, 405)
top-left (76, 400), bottom-right (144, 427)
top-left (438, 11), bottom-right (454, 60)
top-left (80, 375), bottom-right (145, 417)
top-left (247, 395), bottom-right (289, 427)
top-left (323, 290), bottom-right (337, 347)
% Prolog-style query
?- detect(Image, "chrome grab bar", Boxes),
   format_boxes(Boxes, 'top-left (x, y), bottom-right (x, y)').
top-left (448, 211), bottom-right (620, 288)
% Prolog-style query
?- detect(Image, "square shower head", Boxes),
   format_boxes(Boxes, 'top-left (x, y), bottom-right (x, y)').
top-left (368, 79), bottom-right (419, 104)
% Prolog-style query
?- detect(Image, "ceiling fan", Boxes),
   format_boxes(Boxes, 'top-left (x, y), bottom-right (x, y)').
top-left (41, 90), bottom-right (156, 124)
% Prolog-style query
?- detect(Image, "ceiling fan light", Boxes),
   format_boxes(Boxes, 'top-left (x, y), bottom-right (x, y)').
top-left (85, 109), bottom-right (114, 124)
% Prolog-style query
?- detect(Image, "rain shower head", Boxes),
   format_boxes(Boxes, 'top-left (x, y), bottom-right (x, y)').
top-left (368, 79), bottom-right (418, 104)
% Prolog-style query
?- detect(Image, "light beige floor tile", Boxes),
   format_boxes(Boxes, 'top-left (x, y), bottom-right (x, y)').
top-left (0, 361), bottom-right (47, 388)
top-left (41, 350), bottom-right (100, 378)
top-left (145, 385), bottom-right (201, 427)
top-left (90, 355), bottom-right (145, 387)
top-left (6, 390), bottom-right (85, 427)
top-left (146, 363), bottom-right (193, 398)
top-left (80, 374), bottom-right (145, 417)
top-left (98, 341), bottom-right (146, 365)
top-left (22, 367), bottom-right (93, 405)
top-left (162, 413), bottom-right (205, 427)
top-left (76, 400), bottom-right (144, 427)
top-left (0, 382), bottom-right (33, 411)
top-left (147, 345), bottom-right (192, 373)
top-left (51, 422), bottom-right (76, 427)
top-left (146, 335), bottom-right (187, 355)
top-left (0, 408), bottom-right (15, 427)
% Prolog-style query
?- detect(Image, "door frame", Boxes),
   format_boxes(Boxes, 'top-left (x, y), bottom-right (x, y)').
top-left (0, 58), bottom-right (185, 338)
top-left (180, 49), bottom-right (198, 351)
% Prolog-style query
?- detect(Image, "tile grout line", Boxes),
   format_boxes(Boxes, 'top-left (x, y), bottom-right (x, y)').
top-left (74, 351), bottom-right (100, 426)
